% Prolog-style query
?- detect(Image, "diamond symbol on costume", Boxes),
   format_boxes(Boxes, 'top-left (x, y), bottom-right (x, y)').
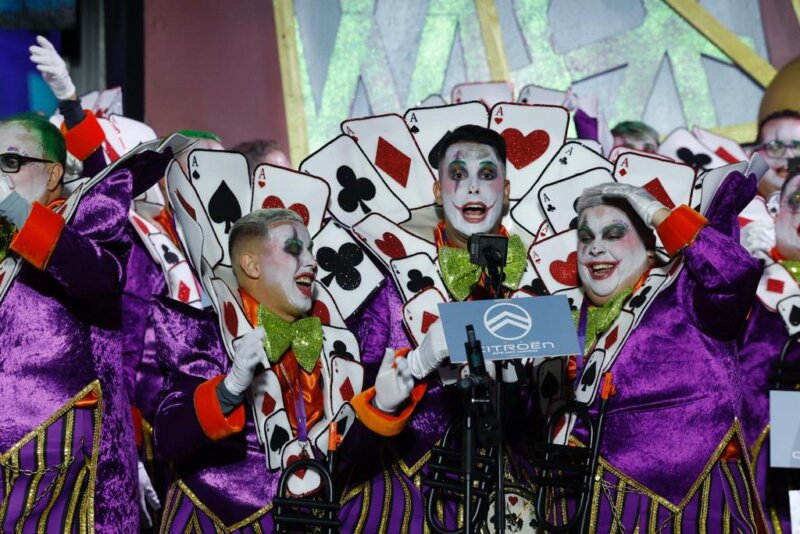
top-left (339, 377), bottom-right (354, 402)
top-left (177, 281), bottom-right (190, 303)
top-left (421, 311), bottom-right (438, 334)
top-left (604, 326), bottom-right (619, 350)
top-left (766, 278), bottom-right (785, 294)
top-left (642, 178), bottom-right (676, 210)
top-left (261, 392), bottom-right (276, 416)
top-left (619, 168), bottom-right (627, 177)
top-left (375, 137), bottom-right (411, 188)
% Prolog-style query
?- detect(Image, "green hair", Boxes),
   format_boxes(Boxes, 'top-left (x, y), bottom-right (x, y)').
top-left (177, 129), bottom-right (222, 143)
top-left (610, 121), bottom-right (659, 142)
top-left (1, 113), bottom-right (67, 166)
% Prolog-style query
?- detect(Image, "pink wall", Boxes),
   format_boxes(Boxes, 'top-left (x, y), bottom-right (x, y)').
top-left (144, 1), bottom-right (289, 157)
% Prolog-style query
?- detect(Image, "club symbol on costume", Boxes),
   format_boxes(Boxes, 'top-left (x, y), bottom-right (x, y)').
top-left (269, 425), bottom-right (290, 452)
top-left (559, 156), bottom-right (568, 165)
top-left (316, 243), bottom-right (364, 291)
top-left (161, 244), bottom-right (179, 265)
top-left (208, 181), bottom-right (242, 233)
top-left (628, 285), bottom-right (652, 309)
top-left (580, 360), bottom-right (597, 392)
top-left (676, 148), bottom-right (712, 170)
top-left (790, 305), bottom-right (800, 326)
top-left (336, 165), bottom-right (376, 214)
top-left (330, 340), bottom-right (355, 360)
top-left (546, 204), bottom-right (556, 213)
top-left (406, 269), bottom-right (434, 294)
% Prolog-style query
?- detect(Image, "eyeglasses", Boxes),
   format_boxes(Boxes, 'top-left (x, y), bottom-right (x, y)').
top-left (0, 153), bottom-right (55, 174)
top-left (758, 140), bottom-right (800, 159)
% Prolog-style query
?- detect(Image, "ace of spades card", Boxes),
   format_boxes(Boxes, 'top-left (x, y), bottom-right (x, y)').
top-left (511, 141), bottom-right (611, 239)
top-left (402, 286), bottom-right (447, 347)
top-left (300, 135), bottom-right (410, 227)
top-left (313, 219), bottom-right (383, 320)
top-left (489, 103), bottom-right (569, 200)
top-left (341, 114), bottom-right (436, 211)
top-left (250, 164), bottom-right (330, 238)
top-left (402, 102), bottom-right (490, 175)
top-left (351, 213), bottom-right (437, 269)
top-left (263, 408), bottom-right (293, 470)
top-left (451, 81), bottom-right (513, 108)
top-left (390, 252), bottom-right (446, 303)
top-left (539, 168), bottom-right (616, 233)
top-left (187, 150), bottom-right (252, 268)
top-left (658, 128), bottom-right (728, 172)
top-left (536, 357), bottom-right (567, 417)
top-left (574, 348), bottom-right (605, 404)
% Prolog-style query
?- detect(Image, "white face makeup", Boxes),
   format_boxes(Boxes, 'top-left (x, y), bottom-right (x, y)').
top-left (577, 205), bottom-right (651, 306)
top-left (776, 174), bottom-right (800, 260)
top-left (437, 141), bottom-right (507, 239)
top-left (255, 220), bottom-right (317, 321)
top-left (0, 123), bottom-right (51, 203)
top-left (758, 117), bottom-right (800, 195)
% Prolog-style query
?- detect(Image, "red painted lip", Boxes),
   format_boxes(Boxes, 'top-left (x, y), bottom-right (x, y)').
top-left (295, 272), bottom-right (315, 297)
top-left (452, 200), bottom-right (496, 224)
top-left (582, 261), bottom-right (619, 281)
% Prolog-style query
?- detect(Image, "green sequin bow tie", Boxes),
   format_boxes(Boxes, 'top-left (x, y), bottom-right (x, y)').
top-left (257, 305), bottom-right (323, 373)
top-left (781, 260), bottom-right (800, 283)
top-left (438, 234), bottom-right (527, 302)
top-left (573, 288), bottom-right (633, 354)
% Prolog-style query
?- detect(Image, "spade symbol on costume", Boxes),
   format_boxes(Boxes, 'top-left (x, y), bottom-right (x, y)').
top-left (541, 371), bottom-right (559, 399)
top-left (580, 360), bottom-right (597, 392)
top-left (161, 244), bottom-right (179, 265)
top-left (406, 269), bottom-right (434, 294)
top-left (336, 165), bottom-right (376, 214)
top-left (790, 305), bottom-right (800, 326)
top-left (628, 286), bottom-right (652, 309)
top-left (676, 148), bottom-right (712, 170)
top-left (316, 243), bottom-right (364, 291)
top-left (208, 181), bottom-right (241, 234)
top-left (330, 340), bottom-right (355, 360)
top-left (409, 125), bottom-right (420, 134)
top-left (269, 425), bottom-right (290, 452)
top-left (192, 169), bottom-right (200, 180)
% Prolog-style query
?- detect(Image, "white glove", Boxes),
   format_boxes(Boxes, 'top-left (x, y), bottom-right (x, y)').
top-left (29, 35), bottom-right (76, 100)
top-left (406, 319), bottom-right (448, 380)
top-left (137, 460), bottom-right (161, 528)
top-left (597, 183), bottom-right (666, 228)
top-left (223, 327), bottom-right (267, 396)
top-left (373, 349), bottom-right (415, 413)
top-left (740, 219), bottom-right (775, 260)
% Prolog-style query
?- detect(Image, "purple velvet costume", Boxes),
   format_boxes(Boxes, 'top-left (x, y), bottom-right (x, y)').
top-left (739, 298), bottom-right (799, 532)
top-left (551, 172), bottom-right (768, 532)
top-left (0, 169), bottom-right (139, 532)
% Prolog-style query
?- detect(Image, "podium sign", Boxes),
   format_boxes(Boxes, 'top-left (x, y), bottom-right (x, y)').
top-left (438, 295), bottom-right (580, 363)
top-left (770, 390), bottom-right (800, 469)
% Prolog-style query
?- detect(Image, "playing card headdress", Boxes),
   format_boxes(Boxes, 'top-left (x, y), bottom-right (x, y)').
top-left (165, 151), bottom-right (378, 494)
top-left (299, 100), bottom-right (755, 425)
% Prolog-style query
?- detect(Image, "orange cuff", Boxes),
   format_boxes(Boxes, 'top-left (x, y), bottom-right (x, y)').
top-left (193, 375), bottom-right (245, 441)
top-left (61, 110), bottom-right (105, 160)
top-left (10, 202), bottom-right (65, 270)
top-left (656, 205), bottom-right (708, 256)
top-left (351, 380), bottom-right (427, 437)
top-left (131, 406), bottom-right (143, 449)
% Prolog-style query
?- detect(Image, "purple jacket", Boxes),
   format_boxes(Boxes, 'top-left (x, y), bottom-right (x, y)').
top-left (0, 169), bottom-right (138, 533)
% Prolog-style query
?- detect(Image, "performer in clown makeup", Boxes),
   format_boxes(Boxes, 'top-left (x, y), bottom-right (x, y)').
top-left (738, 162), bottom-right (800, 533)
top-left (340, 125), bottom-right (537, 532)
top-left (151, 209), bottom-right (416, 532)
top-left (546, 177), bottom-right (767, 532)
top-left (0, 112), bottom-right (140, 531)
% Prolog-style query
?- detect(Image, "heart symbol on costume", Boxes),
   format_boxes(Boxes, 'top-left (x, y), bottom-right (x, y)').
top-left (509, 496), bottom-right (518, 506)
top-left (375, 232), bottom-right (406, 259)
top-left (287, 454), bottom-right (307, 479)
top-left (494, 117), bottom-right (503, 125)
top-left (310, 300), bottom-right (330, 324)
top-left (258, 180), bottom-right (266, 188)
top-left (501, 128), bottom-right (550, 170)
top-left (549, 251), bottom-right (578, 287)
top-left (223, 302), bottom-right (238, 336)
top-left (261, 195), bottom-right (311, 226)
top-left (421, 311), bottom-right (438, 334)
